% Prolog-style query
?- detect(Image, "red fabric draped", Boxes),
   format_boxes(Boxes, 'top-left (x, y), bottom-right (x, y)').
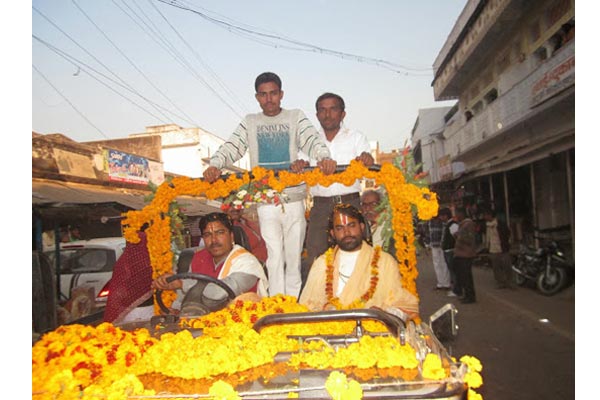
top-left (103, 232), bottom-right (153, 323)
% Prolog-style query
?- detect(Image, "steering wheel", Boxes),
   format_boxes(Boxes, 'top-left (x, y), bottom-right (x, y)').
top-left (155, 273), bottom-right (237, 314)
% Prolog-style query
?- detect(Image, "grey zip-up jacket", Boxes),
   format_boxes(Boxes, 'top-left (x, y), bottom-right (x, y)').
top-left (209, 109), bottom-right (331, 202)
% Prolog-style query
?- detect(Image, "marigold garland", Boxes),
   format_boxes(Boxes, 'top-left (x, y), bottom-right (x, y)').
top-left (33, 295), bottom-right (483, 399)
top-left (121, 160), bottom-right (438, 310)
top-left (32, 153), bottom-right (492, 400)
top-left (324, 246), bottom-right (380, 310)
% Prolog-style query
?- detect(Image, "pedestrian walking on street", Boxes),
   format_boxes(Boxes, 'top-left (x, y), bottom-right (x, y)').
top-left (453, 207), bottom-right (478, 304)
top-left (483, 208), bottom-right (512, 289)
top-left (428, 213), bottom-right (451, 290)
top-left (439, 207), bottom-right (460, 297)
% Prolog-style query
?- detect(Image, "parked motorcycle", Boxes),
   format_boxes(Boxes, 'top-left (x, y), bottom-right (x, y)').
top-left (511, 240), bottom-right (573, 296)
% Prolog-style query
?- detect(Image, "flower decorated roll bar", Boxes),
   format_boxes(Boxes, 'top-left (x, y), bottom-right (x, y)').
top-left (32, 159), bottom-right (485, 400)
top-left (121, 160), bottom-right (438, 310)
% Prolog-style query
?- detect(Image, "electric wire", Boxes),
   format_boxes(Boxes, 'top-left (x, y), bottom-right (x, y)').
top-left (33, 4), bottom-right (172, 123)
top-left (112, 0), bottom-right (244, 119)
top-left (157, 0), bottom-right (434, 75)
top-left (147, 0), bottom-right (250, 114)
top-left (129, 0), bottom-right (246, 117)
top-left (33, 63), bottom-right (109, 139)
top-left (70, 0), bottom-right (199, 127)
top-left (33, 34), bottom-right (175, 124)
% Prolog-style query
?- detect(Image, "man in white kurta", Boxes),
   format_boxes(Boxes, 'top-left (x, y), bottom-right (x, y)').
top-left (299, 204), bottom-right (419, 321)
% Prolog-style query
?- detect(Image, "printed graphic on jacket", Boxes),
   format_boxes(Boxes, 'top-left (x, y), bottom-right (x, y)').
top-left (257, 123), bottom-right (291, 170)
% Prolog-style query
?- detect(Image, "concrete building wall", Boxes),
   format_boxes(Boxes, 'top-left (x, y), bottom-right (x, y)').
top-left (410, 107), bottom-right (453, 184)
top-left (131, 124), bottom-right (250, 177)
top-left (161, 146), bottom-right (205, 178)
top-left (85, 135), bottom-right (162, 161)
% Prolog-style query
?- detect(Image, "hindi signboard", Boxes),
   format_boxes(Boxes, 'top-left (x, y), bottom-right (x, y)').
top-left (531, 54), bottom-right (574, 107)
top-left (105, 149), bottom-right (150, 185)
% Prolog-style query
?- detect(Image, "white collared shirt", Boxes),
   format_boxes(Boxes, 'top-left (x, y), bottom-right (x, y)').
top-left (305, 124), bottom-right (371, 197)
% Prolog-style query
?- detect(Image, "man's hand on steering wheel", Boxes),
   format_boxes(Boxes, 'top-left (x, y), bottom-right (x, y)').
top-left (152, 272), bottom-right (183, 291)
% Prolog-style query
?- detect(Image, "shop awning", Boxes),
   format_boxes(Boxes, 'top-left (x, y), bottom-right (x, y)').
top-left (32, 179), bottom-right (220, 226)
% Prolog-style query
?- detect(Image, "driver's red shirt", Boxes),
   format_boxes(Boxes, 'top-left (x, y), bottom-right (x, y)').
top-left (190, 248), bottom-right (223, 277)
top-left (190, 248), bottom-right (258, 293)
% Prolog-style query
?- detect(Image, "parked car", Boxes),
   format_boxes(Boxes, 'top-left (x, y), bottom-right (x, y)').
top-left (43, 237), bottom-right (126, 304)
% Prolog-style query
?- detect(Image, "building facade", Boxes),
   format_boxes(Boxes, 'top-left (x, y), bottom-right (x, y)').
top-left (128, 124), bottom-right (250, 178)
top-left (410, 107), bottom-right (454, 184)
top-left (426, 0), bottom-right (574, 258)
top-left (32, 132), bottom-right (220, 252)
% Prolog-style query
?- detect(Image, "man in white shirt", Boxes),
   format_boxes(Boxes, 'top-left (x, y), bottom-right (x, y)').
top-left (294, 93), bottom-right (374, 286)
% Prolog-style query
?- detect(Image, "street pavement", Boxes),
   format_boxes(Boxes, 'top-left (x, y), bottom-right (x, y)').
top-left (415, 249), bottom-right (575, 400)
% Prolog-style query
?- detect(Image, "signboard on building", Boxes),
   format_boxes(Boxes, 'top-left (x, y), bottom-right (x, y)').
top-left (105, 149), bottom-right (150, 185)
top-left (531, 55), bottom-right (575, 107)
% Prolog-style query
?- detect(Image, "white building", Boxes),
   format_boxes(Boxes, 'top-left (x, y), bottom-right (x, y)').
top-left (130, 124), bottom-right (250, 178)
top-left (410, 107), bottom-right (453, 184)
top-left (426, 0), bottom-right (574, 257)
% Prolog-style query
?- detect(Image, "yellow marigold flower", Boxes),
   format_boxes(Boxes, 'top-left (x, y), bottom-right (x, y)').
top-left (325, 371), bottom-right (363, 400)
top-left (422, 353), bottom-right (447, 380)
top-left (468, 388), bottom-right (483, 400)
top-left (287, 391), bottom-right (299, 398)
top-left (465, 370), bottom-right (483, 389)
top-left (45, 369), bottom-right (80, 399)
top-left (208, 380), bottom-right (241, 400)
top-left (460, 355), bottom-right (483, 372)
top-left (104, 374), bottom-right (154, 400)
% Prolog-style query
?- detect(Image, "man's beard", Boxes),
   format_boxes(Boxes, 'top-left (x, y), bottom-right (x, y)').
top-left (337, 235), bottom-right (362, 251)
top-left (364, 212), bottom-right (377, 224)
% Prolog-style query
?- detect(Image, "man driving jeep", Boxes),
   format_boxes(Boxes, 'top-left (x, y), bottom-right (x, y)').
top-left (153, 212), bottom-right (268, 315)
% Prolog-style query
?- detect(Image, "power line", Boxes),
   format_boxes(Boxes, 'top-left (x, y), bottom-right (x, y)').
top-left (130, 0), bottom-right (247, 117)
top-left (70, 0), bottom-right (199, 127)
top-left (156, 0), bottom-right (434, 75)
top-left (148, 0), bottom-right (250, 114)
top-left (33, 4), bottom-right (172, 123)
top-left (33, 63), bottom-right (109, 139)
top-left (111, 0), bottom-right (244, 119)
top-left (33, 34), bottom-right (171, 124)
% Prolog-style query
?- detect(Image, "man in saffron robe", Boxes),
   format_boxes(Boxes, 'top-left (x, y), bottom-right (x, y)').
top-left (154, 212), bottom-right (268, 314)
top-left (299, 204), bottom-right (419, 321)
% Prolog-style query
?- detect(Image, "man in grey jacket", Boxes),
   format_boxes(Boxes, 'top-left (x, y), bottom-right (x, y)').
top-left (203, 72), bottom-right (336, 298)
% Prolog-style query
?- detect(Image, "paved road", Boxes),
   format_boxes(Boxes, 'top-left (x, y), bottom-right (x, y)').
top-left (415, 250), bottom-right (575, 400)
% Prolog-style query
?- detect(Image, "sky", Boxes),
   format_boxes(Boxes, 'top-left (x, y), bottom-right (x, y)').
top-left (31, 0), bottom-right (466, 152)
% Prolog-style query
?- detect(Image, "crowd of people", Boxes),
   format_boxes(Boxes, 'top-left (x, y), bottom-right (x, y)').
top-left (419, 205), bottom-right (513, 304)
top-left (105, 71), bottom-right (511, 323)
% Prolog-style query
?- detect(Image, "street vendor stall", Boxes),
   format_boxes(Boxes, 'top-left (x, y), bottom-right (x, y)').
top-left (32, 159), bottom-right (484, 399)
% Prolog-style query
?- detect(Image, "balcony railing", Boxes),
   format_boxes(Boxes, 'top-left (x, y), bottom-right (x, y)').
top-left (443, 39), bottom-right (574, 159)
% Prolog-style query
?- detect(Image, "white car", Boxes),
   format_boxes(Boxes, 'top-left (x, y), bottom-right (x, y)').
top-left (44, 237), bottom-right (126, 303)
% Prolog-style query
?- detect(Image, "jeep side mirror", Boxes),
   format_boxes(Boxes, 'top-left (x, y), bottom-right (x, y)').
top-left (429, 303), bottom-right (458, 343)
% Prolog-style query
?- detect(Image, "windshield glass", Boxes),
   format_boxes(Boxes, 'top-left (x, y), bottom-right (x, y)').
top-left (44, 249), bottom-right (116, 274)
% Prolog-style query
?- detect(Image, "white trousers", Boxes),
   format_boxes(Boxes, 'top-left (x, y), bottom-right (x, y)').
top-left (431, 246), bottom-right (451, 287)
top-left (257, 201), bottom-right (306, 298)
